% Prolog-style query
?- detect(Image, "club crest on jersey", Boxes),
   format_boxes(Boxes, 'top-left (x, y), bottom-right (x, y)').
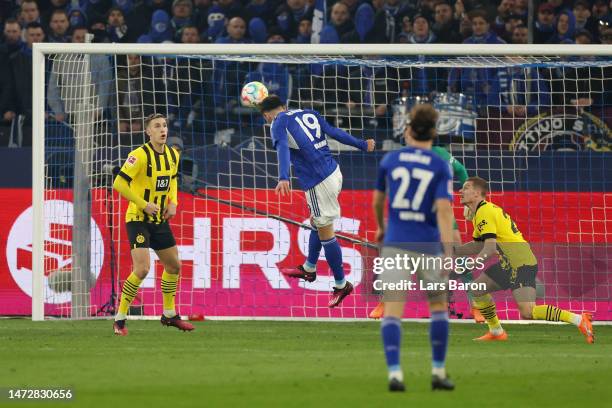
top-left (476, 219), bottom-right (487, 232)
top-left (136, 234), bottom-right (145, 244)
top-left (126, 155), bottom-right (137, 167)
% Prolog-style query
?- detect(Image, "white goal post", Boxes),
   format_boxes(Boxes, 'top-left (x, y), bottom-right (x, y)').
top-left (31, 43), bottom-right (612, 321)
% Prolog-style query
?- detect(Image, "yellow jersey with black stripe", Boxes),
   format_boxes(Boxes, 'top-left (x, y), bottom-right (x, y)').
top-left (117, 142), bottom-right (180, 224)
top-left (472, 200), bottom-right (537, 271)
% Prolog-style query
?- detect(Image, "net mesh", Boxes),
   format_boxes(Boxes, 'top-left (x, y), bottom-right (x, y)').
top-left (38, 51), bottom-right (611, 320)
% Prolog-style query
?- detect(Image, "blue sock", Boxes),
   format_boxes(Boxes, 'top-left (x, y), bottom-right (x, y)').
top-left (381, 317), bottom-right (402, 374)
top-left (304, 229), bottom-right (322, 270)
top-left (321, 237), bottom-right (345, 287)
top-left (430, 311), bottom-right (449, 369)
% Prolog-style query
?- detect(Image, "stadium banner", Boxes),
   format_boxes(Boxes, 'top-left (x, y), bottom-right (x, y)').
top-left (0, 188), bottom-right (610, 319)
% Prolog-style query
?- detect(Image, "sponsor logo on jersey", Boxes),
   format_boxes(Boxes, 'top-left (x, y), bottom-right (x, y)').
top-left (511, 112), bottom-right (611, 152)
top-left (126, 155), bottom-right (137, 166)
top-left (476, 219), bottom-right (487, 232)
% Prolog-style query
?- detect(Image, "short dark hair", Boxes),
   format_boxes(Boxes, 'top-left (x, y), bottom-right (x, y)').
top-left (409, 104), bottom-right (438, 141)
top-left (468, 9), bottom-right (490, 24)
top-left (26, 22), bottom-right (44, 31)
top-left (258, 95), bottom-right (284, 113)
top-left (144, 113), bottom-right (166, 128)
top-left (50, 9), bottom-right (68, 19)
top-left (4, 17), bottom-right (19, 26)
top-left (107, 7), bottom-right (125, 18)
top-left (466, 176), bottom-right (488, 196)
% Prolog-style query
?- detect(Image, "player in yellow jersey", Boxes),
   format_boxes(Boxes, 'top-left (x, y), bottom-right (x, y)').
top-left (455, 176), bottom-right (593, 343)
top-left (112, 113), bottom-right (194, 336)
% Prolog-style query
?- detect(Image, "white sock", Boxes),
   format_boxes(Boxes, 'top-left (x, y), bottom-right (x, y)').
top-left (432, 367), bottom-right (446, 378)
top-left (335, 280), bottom-right (346, 289)
top-left (115, 313), bottom-right (127, 321)
top-left (302, 263), bottom-right (316, 273)
top-left (490, 327), bottom-right (504, 336)
top-left (163, 310), bottom-right (177, 318)
top-left (388, 369), bottom-right (403, 382)
top-left (572, 313), bottom-right (582, 326)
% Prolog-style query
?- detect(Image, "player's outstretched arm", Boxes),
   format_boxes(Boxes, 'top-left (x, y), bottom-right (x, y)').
top-left (271, 122), bottom-right (291, 196)
top-left (315, 112), bottom-right (374, 151)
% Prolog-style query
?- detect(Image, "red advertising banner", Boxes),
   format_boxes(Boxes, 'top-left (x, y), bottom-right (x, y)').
top-left (0, 188), bottom-right (610, 319)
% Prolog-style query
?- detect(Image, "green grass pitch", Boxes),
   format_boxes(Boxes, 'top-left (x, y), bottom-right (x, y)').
top-left (1, 320), bottom-right (610, 408)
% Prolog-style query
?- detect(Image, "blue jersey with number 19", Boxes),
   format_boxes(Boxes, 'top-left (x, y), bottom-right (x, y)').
top-left (376, 146), bottom-right (453, 251)
top-left (271, 109), bottom-right (368, 190)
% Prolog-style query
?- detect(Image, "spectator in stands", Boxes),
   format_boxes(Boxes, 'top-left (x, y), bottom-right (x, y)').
top-left (149, 10), bottom-right (174, 42)
top-left (125, 0), bottom-right (172, 42)
top-left (204, 4), bottom-right (227, 41)
top-left (396, 13), bottom-right (412, 42)
top-left (296, 16), bottom-right (312, 43)
top-left (499, 13), bottom-right (525, 43)
top-left (534, 2), bottom-right (556, 43)
top-left (601, 25), bottom-right (612, 44)
top-left (47, 26), bottom-right (113, 124)
top-left (19, 0), bottom-right (41, 27)
top-left (248, 17), bottom-right (268, 43)
top-left (512, 0), bottom-right (527, 17)
top-left (433, 0), bottom-right (461, 44)
top-left (116, 54), bottom-right (170, 142)
top-left (448, 10), bottom-right (503, 111)
top-left (276, 0), bottom-right (313, 41)
top-left (106, 7), bottom-right (129, 42)
top-left (179, 24), bottom-right (201, 43)
top-left (498, 62), bottom-right (551, 117)
top-left (574, 29), bottom-right (592, 44)
top-left (216, 16), bottom-right (249, 43)
top-left (320, 1), bottom-right (354, 43)
top-left (171, 0), bottom-right (194, 31)
top-left (592, 0), bottom-right (610, 20)
top-left (68, 6), bottom-right (88, 29)
top-left (193, 0), bottom-right (212, 34)
top-left (359, 0), bottom-right (396, 44)
top-left (384, 0), bottom-right (416, 42)
top-left (47, 10), bottom-right (70, 42)
top-left (492, 0), bottom-right (514, 35)
top-left (217, 0), bottom-right (248, 21)
top-left (342, 0), bottom-right (384, 43)
top-left (573, 0), bottom-right (596, 34)
top-left (511, 24), bottom-right (528, 44)
top-left (548, 9), bottom-right (576, 43)
top-left (1, 19), bottom-right (23, 56)
top-left (7, 22), bottom-right (45, 124)
top-left (42, 0), bottom-right (70, 27)
top-left (405, 13), bottom-right (436, 44)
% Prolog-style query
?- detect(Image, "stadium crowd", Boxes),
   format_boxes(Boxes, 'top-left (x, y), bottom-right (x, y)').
top-left (0, 0), bottom-right (611, 148)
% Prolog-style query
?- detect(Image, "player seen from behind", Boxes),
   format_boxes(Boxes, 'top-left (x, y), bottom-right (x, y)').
top-left (373, 104), bottom-right (456, 392)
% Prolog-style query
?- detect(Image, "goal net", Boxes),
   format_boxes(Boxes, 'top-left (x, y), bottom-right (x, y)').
top-left (30, 44), bottom-right (611, 321)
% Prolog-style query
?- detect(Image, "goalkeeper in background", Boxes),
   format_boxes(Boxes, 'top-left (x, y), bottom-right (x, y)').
top-left (112, 113), bottom-right (194, 336)
top-left (456, 176), bottom-right (594, 343)
top-left (370, 146), bottom-right (485, 323)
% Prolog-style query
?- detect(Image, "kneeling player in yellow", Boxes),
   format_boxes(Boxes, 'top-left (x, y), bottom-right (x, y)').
top-left (112, 113), bottom-right (194, 336)
top-left (455, 177), bottom-right (593, 343)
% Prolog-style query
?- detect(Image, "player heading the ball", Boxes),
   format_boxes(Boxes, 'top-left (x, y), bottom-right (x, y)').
top-left (112, 113), bottom-right (194, 336)
top-left (259, 95), bottom-right (375, 308)
top-left (456, 177), bottom-right (594, 343)
top-left (372, 103), bottom-right (456, 392)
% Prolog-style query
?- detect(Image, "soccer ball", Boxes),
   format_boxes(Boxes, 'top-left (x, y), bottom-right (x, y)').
top-left (240, 81), bottom-right (269, 108)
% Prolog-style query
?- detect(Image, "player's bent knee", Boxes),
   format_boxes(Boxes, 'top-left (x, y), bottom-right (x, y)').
top-left (132, 265), bottom-right (150, 279)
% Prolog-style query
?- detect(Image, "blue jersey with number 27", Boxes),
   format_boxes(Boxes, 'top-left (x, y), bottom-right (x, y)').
top-left (271, 109), bottom-right (367, 190)
top-left (376, 146), bottom-right (453, 248)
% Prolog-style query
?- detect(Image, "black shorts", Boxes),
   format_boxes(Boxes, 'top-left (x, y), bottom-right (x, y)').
top-left (126, 221), bottom-right (176, 251)
top-left (484, 262), bottom-right (538, 291)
